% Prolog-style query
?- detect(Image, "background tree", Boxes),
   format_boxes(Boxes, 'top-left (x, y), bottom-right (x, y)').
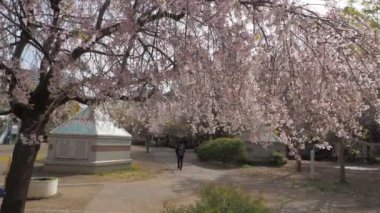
top-left (252, 8), bottom-right (379, 181)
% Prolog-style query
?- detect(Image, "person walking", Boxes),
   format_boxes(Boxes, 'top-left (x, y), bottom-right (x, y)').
top-left (175, 143), bottom-right (186, 170)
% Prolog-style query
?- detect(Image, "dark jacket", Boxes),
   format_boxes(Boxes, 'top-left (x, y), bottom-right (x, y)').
top-left (175, 144), bottom-right (186, 157)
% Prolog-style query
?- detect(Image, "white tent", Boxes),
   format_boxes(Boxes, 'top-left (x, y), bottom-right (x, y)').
top-left (44, 107), bottom-right (132, 174)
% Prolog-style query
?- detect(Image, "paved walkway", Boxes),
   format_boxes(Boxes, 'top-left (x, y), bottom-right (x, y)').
top-left (0, 145), bottom-right (378, 213)
top-left (84, 146), bottom-right (232, 213)
top-left (83, 146), bottom-right (380, 213)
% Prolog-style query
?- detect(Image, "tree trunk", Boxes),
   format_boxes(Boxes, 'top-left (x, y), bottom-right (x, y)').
top-left (1, 116), bottom-right (44, 213)
top-left (338, 139), bottom-right (346, 183)
top-left (295, 151), bottom-right (302, 172)
top-left (296, 159), bottom-right (302, 172)
top-left (145, 136), bottom-right (150, 153)
top-left (362, 144), bottom-right (368, 163)
top-left (1, 138), bottom-right (40, 213)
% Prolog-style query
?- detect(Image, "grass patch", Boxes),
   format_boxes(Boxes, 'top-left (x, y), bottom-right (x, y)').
top-left (2, 152), bottom-right (47, 175)
top-left (35, 152), bottom-right (47, 163)
top-left (308, 179), bottom-right (352, 193)
top-left (163, 184), bottom-right (271, 213)
top-left (241, 164), bottom-right (253, 168)
top-left (97, 163), bottom-right (155, 181)
top-left (0, 152), bottom-right (46, 163)
top-left (0, 155), bottom-right (12, 162)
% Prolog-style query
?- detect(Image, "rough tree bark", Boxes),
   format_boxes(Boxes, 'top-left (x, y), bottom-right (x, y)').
top-left (0, 117), bottom-right (44, 213)
top-left (337, 139), bottom-right (346, 183)
top-left (145, 136), bottom-right (150, 153)
top-left (295, 150), bottom-right (302, 172)
top-left (296, 159), bottom-right (302, 172)
top-left (1, 77), bottom-right (51, 213)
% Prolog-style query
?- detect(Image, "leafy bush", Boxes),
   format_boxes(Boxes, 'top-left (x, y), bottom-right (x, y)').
top-left (346, 148), bottom-right (361, 163)
top-left (163, 185), bottom-right (270, 213)
top-left (197, 138), bottom-right (248, 164)
top-left (269, 151), bottom-right (287, 166)
top-left (367, 156), bottom-right (380, 164)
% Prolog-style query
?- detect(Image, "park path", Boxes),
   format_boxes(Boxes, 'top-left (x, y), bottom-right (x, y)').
top-left (0, 144), bottom-right (376, 213)
top-left (83, 146), bottom-right (380, 213)
top-left (84, 146), bottom-right (233, 213)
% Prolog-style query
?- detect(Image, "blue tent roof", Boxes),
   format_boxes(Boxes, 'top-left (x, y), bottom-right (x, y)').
top-left (50, 107), bottom-right (131, 138)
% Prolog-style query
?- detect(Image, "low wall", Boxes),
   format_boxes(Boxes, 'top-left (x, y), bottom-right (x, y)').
top-left (246, 142), bottom-right (287, 162)
top-left (44, 159), bottom-right (132, 174)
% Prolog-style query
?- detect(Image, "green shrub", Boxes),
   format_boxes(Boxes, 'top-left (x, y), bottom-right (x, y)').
top-left (367, 156), bottom-right (380, 164)
top-left (346, 148), bottom-right (361, 163)
top-left (163, 185), bottom-right (270, 213)
top-left (197, 138), bottom-right (248, 164)
top-left (269, 151), bottom-right (287, 166)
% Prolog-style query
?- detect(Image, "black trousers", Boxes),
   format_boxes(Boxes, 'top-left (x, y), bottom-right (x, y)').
top-left (177, 155), bottom-right (184, 170)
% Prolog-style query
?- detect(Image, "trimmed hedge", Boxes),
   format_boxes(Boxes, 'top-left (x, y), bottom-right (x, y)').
top-left (367, 156), bottom-right (380, 164)
top-left (269, 151), bottom-right (287, 166)
top-left (163, 185), bottom-right (270, 213)
top-left (197, 138), bottom-right (248, 164)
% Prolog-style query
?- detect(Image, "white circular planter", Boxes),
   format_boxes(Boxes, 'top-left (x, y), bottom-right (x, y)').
top-left (27, 177), bottom-right (58, 199)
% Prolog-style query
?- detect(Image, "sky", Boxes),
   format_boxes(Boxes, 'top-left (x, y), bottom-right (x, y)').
top-left (302, 0), bottom-right (363, 13)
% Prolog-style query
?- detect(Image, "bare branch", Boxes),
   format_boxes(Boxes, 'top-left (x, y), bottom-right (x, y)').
top-left (132, 0), bottom-right (139, 10)
top-left (95, 0), bottom-right (111, 30)
top-left (138, 10), bottom-right (185, 27)
top-left (87, 49), bottom-right (125, 57)
top-left (70, 96), bottom-right (98, 105)
top-left (12, 30), bottom-right (29, 63)
top-left (137, 37), bottom-right (175, 68)
top-left (239, 0), bottom-right (272, 7)
top-left (40, 0), bottom-right (62, 72)
top-left (148, 10), bottom-right (185, 22)
top-left (69, 85), bottom-right (158, 105)
top-left (0, 109), bottom-right (12, 115)
top-left (70, 23), bottom-right (120, 61)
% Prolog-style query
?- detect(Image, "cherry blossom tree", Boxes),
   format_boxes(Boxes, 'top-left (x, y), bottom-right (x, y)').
top-left (0, 0), bottom-right (379, 212)
top-left (121, 2), bottom-right (380, 181)
top-left (108, 101), bottom-right (158, 152)
top-left (251, 7), bottom-right (380, 181)
top-left (0, 1), bottom-right (274, 211)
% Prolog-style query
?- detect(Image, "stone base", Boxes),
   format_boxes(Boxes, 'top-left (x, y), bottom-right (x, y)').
top-left (27, 177), bottom-right (58, 199)
top-left (44, 159), bottom-right (132, 174)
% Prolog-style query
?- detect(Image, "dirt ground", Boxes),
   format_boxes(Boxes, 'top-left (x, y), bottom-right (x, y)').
top-left (0, 144), bottom-right (379, 213)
